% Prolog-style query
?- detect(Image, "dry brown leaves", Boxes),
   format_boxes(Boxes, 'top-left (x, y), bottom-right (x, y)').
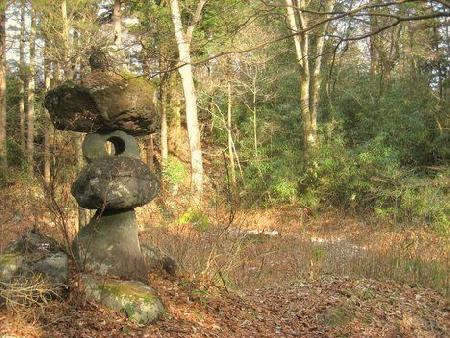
top-left (1, 274), bottom-right (448, 338)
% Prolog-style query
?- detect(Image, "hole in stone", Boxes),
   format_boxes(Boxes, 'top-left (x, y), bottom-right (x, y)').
top-left (105, 136), bottom-right (126, 156)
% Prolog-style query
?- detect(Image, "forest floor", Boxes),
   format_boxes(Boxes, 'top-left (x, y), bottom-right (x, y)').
top-left (1, 183), bottom-right (449, 337)
top-left (0, 272), bottom-right (448, 337)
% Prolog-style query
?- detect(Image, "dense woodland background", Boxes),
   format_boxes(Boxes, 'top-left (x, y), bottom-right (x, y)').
top-left (0, 1), bottom-right (449, 334)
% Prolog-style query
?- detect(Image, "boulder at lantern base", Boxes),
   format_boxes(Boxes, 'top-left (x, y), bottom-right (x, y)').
top-left (81, 274), bottom-right (164, 324)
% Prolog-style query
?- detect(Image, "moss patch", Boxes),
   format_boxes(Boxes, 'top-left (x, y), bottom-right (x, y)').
top-left (82, 275), bottom-right (164, 324)
top-left (321, 304), bottom-right (355, 328)
top-left (99, 281), bottom-right (159, 304)
top-left (0, 253), bottom-right (23, 281)
top-left (0, 253), bottom-right (22, 265)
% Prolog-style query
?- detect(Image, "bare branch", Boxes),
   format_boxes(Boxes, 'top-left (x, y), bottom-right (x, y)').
top-left (186, 0), bottom-right (208, 43)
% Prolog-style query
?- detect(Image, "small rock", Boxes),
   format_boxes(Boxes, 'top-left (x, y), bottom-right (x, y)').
top-left (32, 252), bottom-right (68, 285)
top-left (141, 244), bottom-right (177, 276)
top-left (6, 229), bottom-right (61, 254)
top-left (82, 274), bottom-right (164, 324)
top-left (1, 230), bottom-right (68, 288)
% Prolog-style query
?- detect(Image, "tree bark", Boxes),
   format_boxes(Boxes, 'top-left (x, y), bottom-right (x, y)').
top-left (157, 53), bottom-right (168, 168)
top-left (113, 0), bottom-right (122, 48)
top-left (309, 0), bottom-right (334, 147)
top-left (285, 0), bottom-right (314, 149)
top-left (43, 43), bottom-right (52, 184)
top-left (167, 72), bottom-right (183, 156)
top-left (26, 10), bottom-right (36, 174)
top-left (160, 84), bottom-right (168, 167)
top-left (19, 0), bottom-right (26, 151)
top-left (146, 134), bottom-right (155, 171)
top-left (61, 1), bottom-right (74, 80)
top-left (0, 6), bottom-right (6, 168)
top-left (227, 81), bottom-right (236, 185)
top-left (76, 135), bottom-right (88, 229)
top-left (112, 0), bottom-right (126, 69)
top-left (285, 0), bottom-right (335, 151)
top-left (252, 76), bottom-right (258, 158)
top-left (170, 0), bottom-right (205, 206)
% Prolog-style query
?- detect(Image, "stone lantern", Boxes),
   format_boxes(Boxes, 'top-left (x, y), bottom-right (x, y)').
top-left (42, 53), bottom-right (166, 323)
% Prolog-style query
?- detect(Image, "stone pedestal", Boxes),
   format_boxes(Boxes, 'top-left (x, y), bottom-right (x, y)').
top-left (73, 209), bottom-right (145, 279)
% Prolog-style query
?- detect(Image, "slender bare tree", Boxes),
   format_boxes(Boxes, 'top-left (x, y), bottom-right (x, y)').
top-left (19, 0), bottom-right (26, 151)
top-left (0, 2), bottom-right (6, 168)
top-left (43, 42), bottom-right (52, 184)
top-left (113, 0), bottom-right (122, 49)
top-left (227, 80), bottom-right (236, 186)
top-left (112, 0), bottom-right (126, 68)
top-left (169, 0), bottom-right (207, 205)
top-left (26, 8), bottom-right (36, 173)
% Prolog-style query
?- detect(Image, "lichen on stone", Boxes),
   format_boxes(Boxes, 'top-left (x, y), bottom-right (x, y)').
top-left (0, 253), bottom-right (23, 282)
top-left (82, 275), bottom-right (164, 324)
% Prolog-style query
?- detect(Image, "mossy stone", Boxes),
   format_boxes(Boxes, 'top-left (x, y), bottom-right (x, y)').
top-left (0, 253), bottom-right (23, 282)
top-left (44, 83), bottom-right (102, 133)
top-left (82, 274), bottom-right (164, 324)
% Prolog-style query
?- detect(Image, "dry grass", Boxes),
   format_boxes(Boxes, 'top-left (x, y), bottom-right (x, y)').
top-left (140, 208), bottom-right (449, 296)
top-left (1, 179), bottom-right (448, 296)
top-left (0, 275), bottom-right (60, 312)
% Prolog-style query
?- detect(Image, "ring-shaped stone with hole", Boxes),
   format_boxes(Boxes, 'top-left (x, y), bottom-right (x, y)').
top-left (82, 130), bottom-right (140, 163)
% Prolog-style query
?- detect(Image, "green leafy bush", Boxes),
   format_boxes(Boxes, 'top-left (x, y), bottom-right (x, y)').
top-left (163, 156), bottom-right (187, 186)
top-left (177, 208), bottom-right (210, 232)
top-left (298, 131), bottom-right (449, 233)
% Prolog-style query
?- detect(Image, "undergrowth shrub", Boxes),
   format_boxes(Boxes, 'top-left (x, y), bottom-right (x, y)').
top-left (240, 104), bottom-right (302, 205)
top-left (299, 132), bottom-right (449, 233)
top-left (163, 156), bottom-right (187, 186)
top-left (177, 208), bottom-right (210, 231)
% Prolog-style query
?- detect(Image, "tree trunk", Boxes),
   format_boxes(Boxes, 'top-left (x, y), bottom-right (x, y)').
top-left (285, 0), bottom-right (315, 150)
top-left (76, 135), bottom-right (88, 229)
top-left (61, 1), bottom-right (74, 80)
top-left (157, 54), bottom-right (168, 168)
top-left (369, 13), bottom-right (379, 76)
top-left (19, 0), bottom-right (26, 151)
top-left (170, 0), bottom-right (204, 206)
top-left (285, 0), bottom-right (334, 152)
top-left (26, 11), bottom-right (36, 174)
top-left (43, 44), bottom-right (52, 184)
top-left (113, 0), bottom-right (122, 48)
top-left (252, 76), bottom-right (258, 158)
top-left (167, 73), bottom-right (183, 156)
top-left (160, 85), bottom-right (168, 167)
top-left (227, 81), bottom-right (236, 185)
top-left (113, 0), bottom-right (126, 68)
top-left (0, 6), bottom-right (6, 168)
top-left (309, 0), bottom-right (334, 148)
top-left (146, 134), bottom-right (155, 171)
